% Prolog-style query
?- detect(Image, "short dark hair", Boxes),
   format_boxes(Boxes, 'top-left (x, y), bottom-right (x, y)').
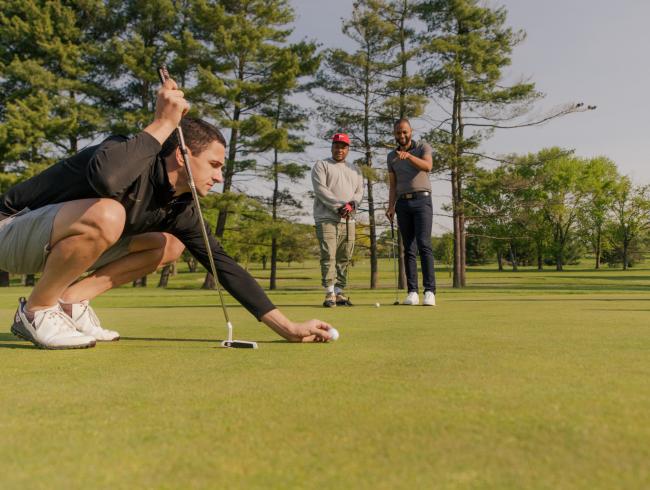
top-left (160, 117), bottom-right (226, 158)
top-left (393, 118), bottom-right (411, 129)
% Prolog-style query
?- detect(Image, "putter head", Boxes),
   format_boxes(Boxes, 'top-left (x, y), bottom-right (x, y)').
top-left (221, 340), bottom-right (258, 349)
top-left (393, 300), bottom-right (400, 305)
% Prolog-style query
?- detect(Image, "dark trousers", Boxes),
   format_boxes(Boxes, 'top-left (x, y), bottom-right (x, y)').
top-left (396, 194), bottom-right (436, 293)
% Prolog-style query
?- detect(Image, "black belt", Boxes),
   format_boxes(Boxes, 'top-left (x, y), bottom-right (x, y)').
top-left (399, 191), bottom-right (430, 200)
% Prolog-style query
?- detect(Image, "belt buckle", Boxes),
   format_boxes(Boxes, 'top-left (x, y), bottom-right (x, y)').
top-left (405, 192), bottom-right (414, 199)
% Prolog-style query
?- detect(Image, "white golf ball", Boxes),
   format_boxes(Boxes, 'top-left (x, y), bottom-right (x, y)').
top-left (328, 327), bottom-right (339, 341)
top-left (375, 302), bottom-right (380, 307)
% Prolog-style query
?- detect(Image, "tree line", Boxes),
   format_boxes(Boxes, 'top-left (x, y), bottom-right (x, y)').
top-left (1, 0), bottom-right (645, 290)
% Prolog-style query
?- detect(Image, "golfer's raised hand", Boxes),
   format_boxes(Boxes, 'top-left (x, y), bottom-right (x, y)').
top-left (145, 78), bottom-right (190, 144)
top-left (292, 319), bottom-right (335, 343)
top-left (397, 150), bottom-right (411, 161)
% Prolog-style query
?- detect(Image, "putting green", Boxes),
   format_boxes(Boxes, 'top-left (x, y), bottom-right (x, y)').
top-left (1, 261), bottom-right (649, 489)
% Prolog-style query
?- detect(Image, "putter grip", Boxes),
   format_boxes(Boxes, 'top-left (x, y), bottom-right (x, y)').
top-left (158, 66), bottom-right (170, 84)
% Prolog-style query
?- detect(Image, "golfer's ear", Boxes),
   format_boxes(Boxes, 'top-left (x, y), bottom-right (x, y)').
top-left (175, 146), bottom-right (184, 166)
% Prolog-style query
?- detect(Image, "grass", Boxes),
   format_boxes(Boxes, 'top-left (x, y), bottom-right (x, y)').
top-left (0, 259), bottom-right (649, 489)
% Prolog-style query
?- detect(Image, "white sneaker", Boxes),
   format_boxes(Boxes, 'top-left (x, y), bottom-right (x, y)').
top-left (11, 297), bottom-right (96, 349)
top-left (423, 291), bottom-right (436, 306)
top-left (67, 300), bottom-right (120, 341)
top-left (403, 292), bottom-right (419, 305)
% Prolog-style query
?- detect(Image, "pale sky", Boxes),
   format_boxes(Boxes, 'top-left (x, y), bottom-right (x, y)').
top-left (291, 0), bottom-right (649, 182)
top-left (247, 1), bottom-right (650, 233)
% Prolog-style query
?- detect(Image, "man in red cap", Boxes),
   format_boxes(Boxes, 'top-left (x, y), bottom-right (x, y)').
top-left (311, 133), bottom-right (364, 307)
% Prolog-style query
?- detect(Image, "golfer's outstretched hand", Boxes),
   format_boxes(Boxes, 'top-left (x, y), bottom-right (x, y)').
top-left (292, 319), bottom-right (335, 343)
top-left (145, 77), bottom-right (190, 144)
top-left (261, 309), bottom-right (337, 343)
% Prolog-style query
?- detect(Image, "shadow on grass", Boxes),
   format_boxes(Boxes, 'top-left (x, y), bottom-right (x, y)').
top-left (586, 308), bottom-right (650, 312)
top-left (121, 337), bottom-right (310, 345)
top-left (462, 284), bottom-right (650, 292)
top-left (0, 343), bottom-right (36, 350)
top-left (448, 297), bottom-right (650, 302)
top-left (121, 336), bottom-right (215, 343)
top-left (114, 304), bottom-right (327, 309)
top-left (0, 333), bottom-right (37, 349)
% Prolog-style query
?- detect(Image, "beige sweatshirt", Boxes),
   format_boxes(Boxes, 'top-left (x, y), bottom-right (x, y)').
top-left (311, 157), bottom-right (364, 223)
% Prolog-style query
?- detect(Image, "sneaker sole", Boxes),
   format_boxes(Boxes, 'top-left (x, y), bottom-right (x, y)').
top-left (11, 323), bottom-right (96, 350)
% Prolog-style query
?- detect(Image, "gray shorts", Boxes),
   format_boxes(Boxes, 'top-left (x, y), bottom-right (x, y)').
top-left (0, 204), bottom-right (132, 274)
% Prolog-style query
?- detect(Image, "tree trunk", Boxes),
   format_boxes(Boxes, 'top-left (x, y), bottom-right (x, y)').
top-left (623, 240), bottom-right (629, 270)
top-left (261, 255), bottom-right (267, 270)
top-left (0, 270), bottom-right (10, 287)
top-left (270, 147), bottom-right (279, 290)
top-left (556, 249), bottom-right (563, 272)
top-left (496, 248), bottom-right (503, 271)
top-left (509, 242), bottom-right (518, 272)
top-left (366, 176), bottom-right (378, 289)
top-left (202, 273), bottom-right (216, 289)
top-left (133, 276), bottom-right (147, 287)
top-left (186, 256), bottom-right (197, 272)
top-left (158, 265), bottom-right (172, 288)
top-left (595, 227), bottom-right (601, 269)
top-left (451, 167), bottom-right (462, 288)
top-left (270, 238), bottom-right (278, 289)
top-left (536, 242), bottom-right (544, 271)
top-left (215, 75), bottom-right (243, 238)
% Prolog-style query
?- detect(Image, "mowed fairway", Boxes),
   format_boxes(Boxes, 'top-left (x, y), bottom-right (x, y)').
top-left (1, 261), bottom-right (649, 489)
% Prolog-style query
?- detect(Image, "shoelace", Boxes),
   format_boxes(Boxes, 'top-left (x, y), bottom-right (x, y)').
top-left (87, 305), bottom-right (103, 330)
top-left (79, 303), bottom-right (104, 332)
top-left (39, 309), bottom-right (78, 335)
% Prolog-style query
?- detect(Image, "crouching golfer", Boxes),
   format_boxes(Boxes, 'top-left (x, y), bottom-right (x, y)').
top-left (0, 78), bottom-right (334, 349)
top-left (311, 133), bottom-right (364, 307)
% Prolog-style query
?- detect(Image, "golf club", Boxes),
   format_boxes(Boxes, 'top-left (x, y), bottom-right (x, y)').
top-left (157, 66), bottom-right (257, 349)
top-left (339, 214), bottom-right (354, 306)
top-left (390, 220), bottom-right (400, 305)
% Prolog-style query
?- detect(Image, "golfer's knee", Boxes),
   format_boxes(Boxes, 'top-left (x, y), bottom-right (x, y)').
top-left (162, 234), bottom-right (185, 264)
top-left (83, 199), bottom-right (126, 246)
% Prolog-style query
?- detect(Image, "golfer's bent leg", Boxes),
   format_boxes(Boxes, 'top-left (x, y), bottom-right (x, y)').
top-left (62, 233), bottom-right (185, 302)
top-left (27, 199), bottom-right (126, 311)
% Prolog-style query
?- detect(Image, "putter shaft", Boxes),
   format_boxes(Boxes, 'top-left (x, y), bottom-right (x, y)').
top-left (158, 66), bottom-right (258, 348)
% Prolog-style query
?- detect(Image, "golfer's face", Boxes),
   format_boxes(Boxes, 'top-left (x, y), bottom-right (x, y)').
top-left (189, 140), bottom-right (225, 196)
top-left (331, 142), bottom-right (349, 162)
top-left (394, 123), bottom-right (412, 148)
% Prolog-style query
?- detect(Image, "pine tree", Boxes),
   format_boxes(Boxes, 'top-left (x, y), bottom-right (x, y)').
top-left (314, 1), bottom-right (395, 288)
top-left (417, 0), bottom-right (591, 286)
top-left (249, 41), bottom-right (320, 289)
top-left (190, 0), bottom-right (301, 238)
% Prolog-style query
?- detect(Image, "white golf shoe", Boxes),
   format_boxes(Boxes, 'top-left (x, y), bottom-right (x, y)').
top-left (423, 291), bottom-right (436, 306)
top-left (403, 292), bottom-right (420, 305)
top-left (66, 300), bottom-right (120, 341)
top-left (11, 298), bottom-right (96, 350)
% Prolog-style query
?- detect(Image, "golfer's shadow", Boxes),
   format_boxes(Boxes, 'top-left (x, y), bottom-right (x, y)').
top-left (121, 336), bottom-right (290, 344)
top-left (0, 332), bottom-right (38, 349)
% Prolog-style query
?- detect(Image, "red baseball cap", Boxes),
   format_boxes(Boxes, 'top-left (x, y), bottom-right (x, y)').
top-left (332, 133), bottom-right (350, 145)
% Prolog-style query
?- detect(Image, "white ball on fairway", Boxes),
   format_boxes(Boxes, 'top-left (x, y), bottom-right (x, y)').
top-left (328, 327), bottom-right (339, 341)
top-left (375, 302), bottom-right (381, 308)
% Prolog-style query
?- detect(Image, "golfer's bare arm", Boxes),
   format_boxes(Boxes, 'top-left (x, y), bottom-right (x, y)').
top-left (397, 151), bottom-right (433, 172)
top-left (261, 309), bottom-right (331, 343)
top-left (387, 171), bottom-right (397, 214)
